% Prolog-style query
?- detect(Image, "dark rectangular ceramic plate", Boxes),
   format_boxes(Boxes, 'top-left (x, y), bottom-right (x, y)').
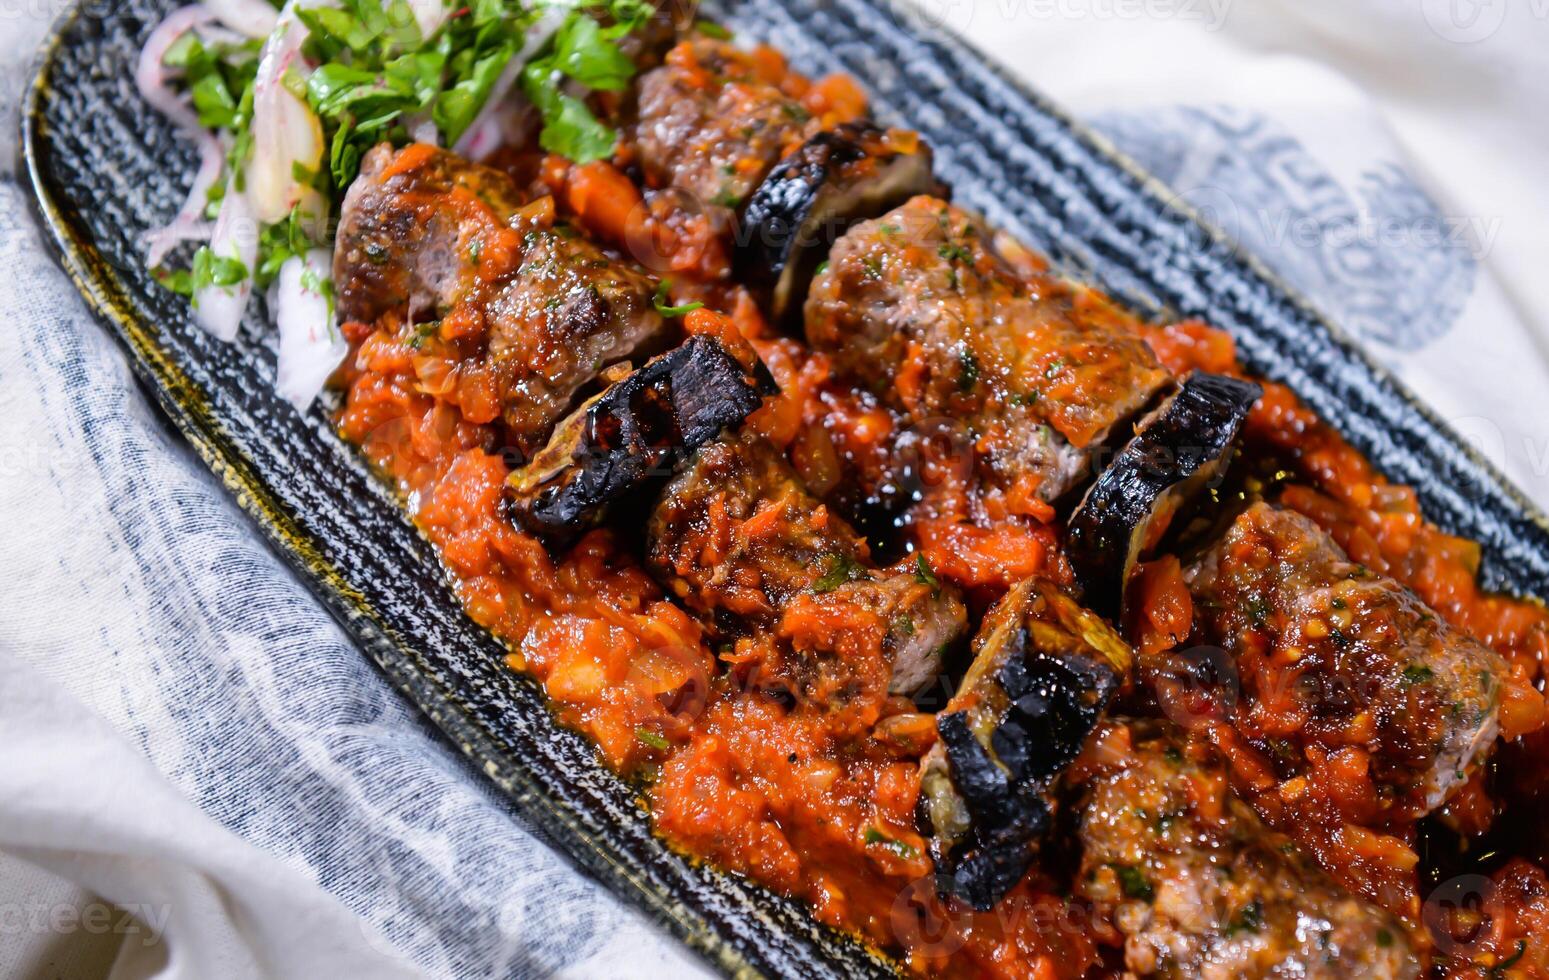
top-left (22, 0), bottom-right (1549, 975)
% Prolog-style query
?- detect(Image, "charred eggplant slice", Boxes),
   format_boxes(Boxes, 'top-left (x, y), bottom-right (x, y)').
top-left (508, 336), bottom-right (772, 541)
top-left (919, 578), bottom-right (1132, 909)
top-left (1066, 371), bottom-right (1261, 619)
top-left (735, 123), bottom-right (937, 325)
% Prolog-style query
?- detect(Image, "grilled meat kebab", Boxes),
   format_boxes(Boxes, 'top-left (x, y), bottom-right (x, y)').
top-left (647, 431), bottom-right (967, 709)
top-left (1186, 502), bottom-right (1505, 816)
top-left (1077, 720), bottom-right (1418, 978)
top-left (335, 143), bottom-right (672, 455)
top-left (805, 195), bottom-right (1171, 504)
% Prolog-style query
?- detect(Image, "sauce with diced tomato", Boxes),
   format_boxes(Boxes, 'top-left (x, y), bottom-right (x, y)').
top-left (332, 52), bottom-right (1549, 980)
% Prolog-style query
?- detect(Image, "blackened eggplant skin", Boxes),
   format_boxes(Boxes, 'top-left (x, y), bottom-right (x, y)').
top-left (735, 123), bottom-right (938, 326)
top-left (508, 336), bottom-right (773, 542)
top-left (1066, 371), bottom-right (1262, 619)
top-left (918, 578), bottom-right (1132, 909)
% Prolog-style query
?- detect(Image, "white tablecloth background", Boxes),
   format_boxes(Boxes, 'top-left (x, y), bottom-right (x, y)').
top-left (1, 1), bottom-right (1546, 976)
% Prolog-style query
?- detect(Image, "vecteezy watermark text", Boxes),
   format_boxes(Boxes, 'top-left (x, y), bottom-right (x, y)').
top-left (0, 900), bottom-right (170, 948)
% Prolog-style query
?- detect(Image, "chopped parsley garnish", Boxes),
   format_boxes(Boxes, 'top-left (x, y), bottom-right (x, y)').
top-left (914, 554), bottom-right (940, 595)
top-left (157, 246), bottom-right (250, 304)
top-left (891, 615), bottom-right (915, 638)
top-left (255, 202), bottom-right (325, 286)
top-left (635, 728), bottom-right (670, 750)
top-left (1492, 940), bottom-right (1527, 976)
top-left (1110, 863), bottom-right (1154, 902)
top-left (652, 279), bottom-right (704, 318)
top-left (863, 827), bottom-right (917, 859)
top-left (937, 241), bottom-right (971, 263)
top-left (1402, 664), bottom-right (1435, 686)
top-left (957, 349), bottom-right (980, 392)
top-left (693, 19), bottom-right (733, 39)
top-left (156, 0), bottom-right (662, 305)
top-left (780, 102), bottom-right (811, 122)
top-left (1376, 928), bottom-right (1393, 948)
top-left (813, 553), bottom-right (866, 593)
top-left (1226, 899), bottom-right (1263, 935)
top-left (406, 320), bottom-right (439, 349)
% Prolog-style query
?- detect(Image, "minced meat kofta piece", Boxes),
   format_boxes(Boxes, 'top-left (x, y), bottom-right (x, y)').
top-left (634, 37), bottom-right (820, 219)
top-left (1185, 501), bottom-right (1505, 817)
top-left (919, 577), bottom-right (1132, 908)
top-left (804, 195), bottom-right (1171, 503)
top-left (647, 431), bottom-right (966, 707)
top-left (334, 142), bottom-right (529, 325)
top-left (334, 143), bottom-right (674, 456)
top-left (1077, 720), bottom-right (1419, 978)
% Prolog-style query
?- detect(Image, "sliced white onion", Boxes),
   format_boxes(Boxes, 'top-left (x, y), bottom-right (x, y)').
top-left (273, 248), bottom-right (348, 409)
top-left (143, 138), bottom-right (222, 267)
top-left (136, 5), bottom-right (216, 131)
top-left (194, 187), bottom-right (259, 342)
top-left (405, 0), bottom-right (450, 43)
top-left (138, 6), bottom-right (229, 265)
top-left (246, 6), bottom-right (325, 224)
top-left (404, 112), bottom-right (440, 146)
top-left (205, 0), bottom-right (279, 39)
top-left (451, 5), bottom-right (566, 158)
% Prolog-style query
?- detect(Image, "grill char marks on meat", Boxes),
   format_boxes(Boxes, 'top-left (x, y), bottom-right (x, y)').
top-left (646, 432), bottom-right (967, 720)
top-left (804, 195), bottom-right (1171, 504)
top-left (918, 577), bottom-right (1132, 909)
top-left (333, 143), bottom-right (674, 457)
top-left (735, 122), bottom-right (938, 326)
top-left (1185, 502), bottom-right (1505, 817)
top-left (1077, 721), bottom-right (1419, 979)
top-left (334, 142), bottom-right (528, 326)
top-left (507, 336), bottom-right (773, 543)
top-left (634, 37), bottom-right (820, 223)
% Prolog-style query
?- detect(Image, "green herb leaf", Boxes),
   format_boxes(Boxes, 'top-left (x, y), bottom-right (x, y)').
top-left (1491, 940), bottom-right (1527, 977)
top-left (813, 553), bottom-right (866, 593)
top-left (1110, 863), bottom-right (1154, 902)
top-left (1402, 664), bottom-right (1435, 686)
top-left (256, 202), bottom-right (326, 287)
top-left (635, 728), bottom-right (670, 750)
top-left (652, 279), bottom-right (704, 318)
top-left (175, 246), bottom-right (251, 309)
top-left (914, 554), bottom-right (940, 595)
top-left (190, 71), bottom-right (241, 128)
top-left (957, 349), bottom-right (980, 392)
top-left (863, 827), bottom-right (918, 859)
top-left (550, 13), bottom-right (636, 91)
top-left (1227, 899), bottom-right (1263, 935)
top-left (435, 43), bottom-right (516, 145)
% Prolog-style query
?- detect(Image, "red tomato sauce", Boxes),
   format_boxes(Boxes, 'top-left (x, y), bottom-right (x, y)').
top-left (331, 61), bottom-right (1549, 980)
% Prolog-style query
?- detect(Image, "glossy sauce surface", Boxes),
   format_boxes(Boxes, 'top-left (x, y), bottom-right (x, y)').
top-left (332, 47), bottom-right (1549, 979)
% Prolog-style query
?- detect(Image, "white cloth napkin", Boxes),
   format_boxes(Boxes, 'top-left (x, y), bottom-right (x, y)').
top-left (1, 1), bottom-right (1547, 978)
